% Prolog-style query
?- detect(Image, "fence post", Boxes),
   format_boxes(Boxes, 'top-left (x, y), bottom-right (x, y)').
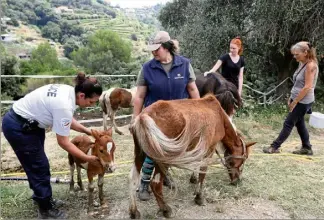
top-left (263, 94), bottom-right (267, 108)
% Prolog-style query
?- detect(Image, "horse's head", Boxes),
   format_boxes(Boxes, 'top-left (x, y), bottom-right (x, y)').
top-left (197, 72), bottom-right (242, 116)
top-left (223, 134), bottom-right (256, 185)
top-left (91, 128), bottom-right (116, 173)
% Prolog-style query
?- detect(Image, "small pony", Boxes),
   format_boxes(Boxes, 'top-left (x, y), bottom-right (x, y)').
top-left (195, 72), bottom-right (242, 117)
top-left (129, 94), bottom-right (255, 218)
top-left (69, 128), bottom-right (116, 213)
top-left (99, 87), bottom-right (137, 135)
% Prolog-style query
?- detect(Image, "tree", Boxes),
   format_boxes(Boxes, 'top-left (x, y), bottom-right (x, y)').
top-left (72, 30), bottom-right (132, 74)
top-left (42, 21), bottom-right (62, 41)
top-left (0, 44), bottom-right (25, 98)
top-left (159, 0), bottom-right (324, 94)
top-left (63, 37), bottom-right (82, 58)
top-left (20, 42), bottom-right (61, 74)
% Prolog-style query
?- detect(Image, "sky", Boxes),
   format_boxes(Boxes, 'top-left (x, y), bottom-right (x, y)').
top-left (109, 0), bottom-right (171, 8)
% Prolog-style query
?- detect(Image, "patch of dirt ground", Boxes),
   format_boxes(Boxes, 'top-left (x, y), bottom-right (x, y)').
top-left (2, 111), bottom-right (324, 219)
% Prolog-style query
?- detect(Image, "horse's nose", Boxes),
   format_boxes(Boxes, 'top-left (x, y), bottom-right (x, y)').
top-left (230, 176), bottom-right (242, 185)
top-left (106, 163), bottom-right (116, 173)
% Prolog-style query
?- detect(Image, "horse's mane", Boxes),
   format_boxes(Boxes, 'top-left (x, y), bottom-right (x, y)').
top-left (204, 73), bottom-right (242, 114)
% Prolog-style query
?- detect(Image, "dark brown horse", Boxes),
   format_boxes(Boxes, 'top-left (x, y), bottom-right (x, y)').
top-left (129, 94), bottom-right (255, 218)
top-left (195, 72), bottom-right (242, 117)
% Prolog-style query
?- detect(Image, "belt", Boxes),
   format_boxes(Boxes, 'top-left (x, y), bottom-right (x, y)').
top-left (9, 108), bottom-right (30, 124)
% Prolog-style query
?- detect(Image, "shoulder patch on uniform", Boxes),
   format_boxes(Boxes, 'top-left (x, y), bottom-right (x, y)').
top-left (60, 118), bottom-right (71, 129)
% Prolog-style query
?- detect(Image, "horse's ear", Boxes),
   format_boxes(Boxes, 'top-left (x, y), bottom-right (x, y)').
top-left (91, 129), bottom-right (100, 140)
top-left (105, 127), bottom-right (113, 136)
top-left (246, 142), bottom-right (257, 158)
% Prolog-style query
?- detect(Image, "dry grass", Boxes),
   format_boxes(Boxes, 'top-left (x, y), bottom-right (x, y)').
top-left (1, 113), bottom-right (324, 219)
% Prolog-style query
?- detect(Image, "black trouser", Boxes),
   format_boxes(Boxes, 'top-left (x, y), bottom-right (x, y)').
top-left (272, 102), bottom-right (313, 149)
top-left (2, 109), bottom-right (53, 209)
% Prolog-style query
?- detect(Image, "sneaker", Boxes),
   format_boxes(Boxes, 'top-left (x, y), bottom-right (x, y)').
top-left (263, 146), bottom-right (280, 154)
top-left (292, 148), bottom-right (313, 155)
top-left (38, 207), bottom-right (66, 219)
top-left (138, 181), bottom-right (151, 201)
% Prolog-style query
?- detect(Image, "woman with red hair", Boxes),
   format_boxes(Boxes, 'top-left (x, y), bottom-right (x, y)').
top-left (205, 37), bottom-right (245, 96)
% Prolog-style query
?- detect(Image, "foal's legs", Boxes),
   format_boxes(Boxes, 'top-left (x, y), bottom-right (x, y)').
top-left (87, 176), bottom-right (95, 213)
top-left (69, 162), bottom-right (75, 192)
top-left (111, 109), bottom-right (123, 135)
top-left (76, 166), bottom-right (84, 191)
top-left (151, 168), bottom-right (172, 218)
top-left (194, 166), bottom-right (207, 206)
top-left (98, 174), bottom-right (107, 207)
top-left (103, 112), bottom-right (108, 131)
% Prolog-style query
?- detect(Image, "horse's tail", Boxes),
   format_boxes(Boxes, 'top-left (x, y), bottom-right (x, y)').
top-left (132, 113), bottom-right (213, 173)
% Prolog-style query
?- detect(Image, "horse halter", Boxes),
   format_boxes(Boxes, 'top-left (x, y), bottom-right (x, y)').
top-left (216, 137), bottom-right (247, 171)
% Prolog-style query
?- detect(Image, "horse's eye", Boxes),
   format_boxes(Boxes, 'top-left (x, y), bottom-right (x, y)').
top-left (100, 149), bottom-right (104, 153)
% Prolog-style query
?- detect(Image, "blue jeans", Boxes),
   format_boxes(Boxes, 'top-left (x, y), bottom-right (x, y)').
top-left (2, 109), bottom-right (52, 209)
top-left (272, 102), bottom-right (313, 149)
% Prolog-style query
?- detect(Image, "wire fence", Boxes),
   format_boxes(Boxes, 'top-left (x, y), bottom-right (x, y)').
top-left (1, 74), bottom-right (293, 123)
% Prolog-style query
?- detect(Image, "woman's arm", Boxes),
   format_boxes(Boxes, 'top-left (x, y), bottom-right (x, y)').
top-left (209, 60), bottom-right (223, 72)
top-left (132, 86), bottom-right (147, 118)
top-left (204, 60), bottom-right (223, 76)
top-left (56, 134), bottom-right (100, 165)
top-left (70, 118), bottom-right (91, 135)
top-left (289, 62), bottom-right (317, 112)
top-left (238, 67), bottom-right (244, 96)
top-left (187, 81), bottom-right (200, 99)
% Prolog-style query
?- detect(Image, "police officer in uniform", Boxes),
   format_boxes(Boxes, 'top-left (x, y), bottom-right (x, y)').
top-left (2, 72), bottom-right (102, 219)
top-left (132, 31), bottom-right (200, 201)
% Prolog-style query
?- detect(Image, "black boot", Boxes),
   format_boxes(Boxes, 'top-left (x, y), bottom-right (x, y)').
top-left (38, 207), bottom-right (66, 219)
top-left (50, 198), bottom-right (64, 208)
top-left (34, 197), bottom-right (64, 208)
top-left (138, 180), bottom-right (151, 201)
top-left (37, 199), bottom-right (66, 219)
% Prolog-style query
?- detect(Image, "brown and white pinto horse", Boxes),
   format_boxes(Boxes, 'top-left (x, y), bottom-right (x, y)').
top-left (69, 128), bottom-right (116, 214)
top-left (129, 94), bottom-right (255, 218)
top-left (99, 87), bottom-right (137, 135)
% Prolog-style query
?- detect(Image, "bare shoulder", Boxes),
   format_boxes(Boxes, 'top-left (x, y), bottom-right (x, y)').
top-left (306, 61), bottom-right (317, 71)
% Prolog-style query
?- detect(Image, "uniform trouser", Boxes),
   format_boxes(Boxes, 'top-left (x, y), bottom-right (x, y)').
top-left (2, 110), bottom-right (52, 209)
top-left (271, 102), bottom-right (313, 150)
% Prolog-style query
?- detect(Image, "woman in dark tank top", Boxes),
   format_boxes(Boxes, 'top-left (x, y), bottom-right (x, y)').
top-left (205, 37), bottom-right (245, 96)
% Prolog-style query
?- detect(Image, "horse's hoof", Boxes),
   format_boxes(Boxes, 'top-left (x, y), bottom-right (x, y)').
top-left (189, 175), bottom-right (198, 184)
top-left (130, 210), bottom-right (141, 219)
top-left (93, 201), bottom-right (100, 207)
top-left (116, 131), bottom-right (124, 135)
top-left (194, 194), bottom-right (206, 206)
top-left (161, 205), bottom-right (173, 218)
top-left (101, 202), bottom-right (108, 208)
top-left (87, 207), bottom-right (95, 215)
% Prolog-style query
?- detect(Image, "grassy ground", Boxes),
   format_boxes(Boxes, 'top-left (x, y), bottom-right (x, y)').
top-left (1, 104), bottom-right (324, 219)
